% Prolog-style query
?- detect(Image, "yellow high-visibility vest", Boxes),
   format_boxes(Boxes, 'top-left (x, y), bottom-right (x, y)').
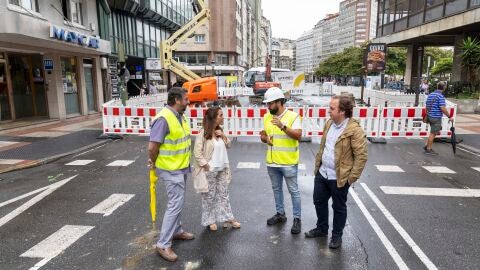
top-left (264, 110), bottom-right (300, 165)
top-left (154, 108), bottom-right (191, 171)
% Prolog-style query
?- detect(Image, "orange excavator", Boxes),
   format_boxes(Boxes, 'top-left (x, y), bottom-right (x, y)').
top-left (247, 55), bottom-right (281, 104)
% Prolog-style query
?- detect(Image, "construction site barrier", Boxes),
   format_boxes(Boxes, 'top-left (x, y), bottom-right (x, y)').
top-left (103, 103), bottom-right (456, 139)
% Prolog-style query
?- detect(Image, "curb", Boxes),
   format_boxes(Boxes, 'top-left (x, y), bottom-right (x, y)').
top-left (457, 143), bottom-right (480, 156)
top-left (0, 139), bottom-right (113, 175)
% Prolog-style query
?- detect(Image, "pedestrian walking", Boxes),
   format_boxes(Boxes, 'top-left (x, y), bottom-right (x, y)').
top-left (192, 107), bottom-right (241, 231)
top-left (305, 95), bottom-right (368, 249)
top-left (148, 87), bottom-right (194, 262)
top-left (423, 81), bottom-right (454, 155)
top-left (420, 79), bottom-right (430, 94)
top-left (259, 87), bottom-right (303, 234)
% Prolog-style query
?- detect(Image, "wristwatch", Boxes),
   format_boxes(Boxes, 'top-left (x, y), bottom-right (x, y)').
top-left (281, 124), bottom-right (287, 131)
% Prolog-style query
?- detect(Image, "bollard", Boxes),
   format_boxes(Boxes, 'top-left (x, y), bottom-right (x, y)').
top-left (384, 100), bottom-right (388, 107)
top-left (367, 97), bottom-right (371, 107)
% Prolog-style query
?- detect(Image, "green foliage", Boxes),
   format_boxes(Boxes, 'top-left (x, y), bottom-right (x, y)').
top-left (385, 47), bottom-right (406, 76)
top-left (315, 46), bottom-right (364, 77)
top-left (431, 58), bottom-right (452, 76)
top-left (460, 36), bottom-right (480, 83)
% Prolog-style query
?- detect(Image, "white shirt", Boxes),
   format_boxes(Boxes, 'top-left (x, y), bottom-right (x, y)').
top-left (319, 118), bottom-right (349, 180)
top-left (208, 137), bottom-right (229, 172)
top-left (267, 109), bottom-right (302, 168)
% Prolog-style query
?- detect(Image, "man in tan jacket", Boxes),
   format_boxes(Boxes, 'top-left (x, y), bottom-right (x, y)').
top-left (305, 95), bottom-right (368, 249)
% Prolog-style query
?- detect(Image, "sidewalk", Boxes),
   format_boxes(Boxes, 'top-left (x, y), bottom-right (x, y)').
top-left (0, 114), bottom-right (111, 174)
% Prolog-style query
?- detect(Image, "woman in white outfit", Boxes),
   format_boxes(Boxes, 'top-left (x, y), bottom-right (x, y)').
top-left (192, 107), bottom-right (241, 231)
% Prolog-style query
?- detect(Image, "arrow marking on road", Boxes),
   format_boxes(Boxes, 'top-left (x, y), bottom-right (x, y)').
top-left (380, 186), bottom-right (480, 197)
top-left (86, 193), bottom-right (135, 216)
top-left (362, 183), bottom-right (438, 270)
top-left (0, 175), bottom-right (77, 228)
top-left (21, 225), bottom-right (94, 270)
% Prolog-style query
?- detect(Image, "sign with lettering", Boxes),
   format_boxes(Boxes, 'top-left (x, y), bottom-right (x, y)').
top-left (49, 25), bottom-right (100, 49)
top-left (145, 58), bottom-right (162, 70)
top-left (43, 59), bottom-right (54, 71)
top-left (365, 43), bottom-right (387, 72)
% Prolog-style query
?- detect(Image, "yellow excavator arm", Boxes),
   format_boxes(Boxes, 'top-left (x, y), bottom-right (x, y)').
top-left (160, 0), bottom-right (210, 82)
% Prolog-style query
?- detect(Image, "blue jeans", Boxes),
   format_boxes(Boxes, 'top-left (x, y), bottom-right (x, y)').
top-left (267, 165), bottom-right (301, 219)
top-left (313, 172), bottom-right (350, 238)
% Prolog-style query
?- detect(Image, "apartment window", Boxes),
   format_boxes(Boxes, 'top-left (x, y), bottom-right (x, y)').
top-left (62, 0), bottom-right (84, 25)
top-left (8, 0), bottom-right (39, 11)
top-left (194, 34), bottom-right (205, 43)
top-left (216, 54), bottom-right (229, 65)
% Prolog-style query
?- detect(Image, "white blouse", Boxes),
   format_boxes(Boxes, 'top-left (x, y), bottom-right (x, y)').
top-left (208, 137), bottom-right (229, 172)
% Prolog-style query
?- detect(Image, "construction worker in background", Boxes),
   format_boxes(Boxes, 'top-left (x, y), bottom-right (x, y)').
top-left (260, 87), bottom-right (303, 234)
top-left (148, 87), bottom-right (194, 262)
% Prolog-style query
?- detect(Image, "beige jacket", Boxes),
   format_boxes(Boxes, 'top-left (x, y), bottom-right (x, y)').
top-left (192, 129), bottom-right (232, 193)
top-left (313, 118), bottom-right (368, 188)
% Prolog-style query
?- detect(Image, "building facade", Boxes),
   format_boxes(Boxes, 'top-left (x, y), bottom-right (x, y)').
top-left (0, 0), bottom-right (111, 121)
top-left (97, 0), bottom-right (194, 97)
top-left (295, 30), bottom-right (314, 80)
top-left (272, 38), bottom-right (294, 70)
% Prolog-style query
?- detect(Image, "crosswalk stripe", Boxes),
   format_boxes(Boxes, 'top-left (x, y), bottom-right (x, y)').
top-left (21, 225), bottom-right (94, 270)
top-left (0, 159), bottom-right (25, 165)
top-left (473, 167), bottom-right (480, 173)
top-left (381, 186), bottom-right (480, 197)
top-left (65, 160), bottom-right (95, 166)
top-left (298, 164), bottom-right (306, 170)
top-left (237, 162), bottom-right (260, 169)
top-left (86, 194), bottom-right (135, 216)
top-left (107, 160), bottom-right (134, 167)
top-left (375, 165), bottom-right (404, 172)
top-left (422, 166), bottom-right (456, 174)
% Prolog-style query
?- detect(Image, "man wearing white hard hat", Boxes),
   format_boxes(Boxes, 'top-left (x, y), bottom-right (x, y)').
top-left (260, 87), bottom-right (303, 234)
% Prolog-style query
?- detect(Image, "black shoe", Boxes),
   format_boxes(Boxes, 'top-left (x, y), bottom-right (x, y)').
top-left (291, 218), bottom-right (301, 234)
top-left (304, 228), bottom-right (328, 238)
top-left (329, 236), bottom-right (342, 249)
top-left (424, 149), bottom-right (439, 156)
top-left (423, 145), bottom-right (428, 152)
top-left (267, 213), bottom-right (287, 225)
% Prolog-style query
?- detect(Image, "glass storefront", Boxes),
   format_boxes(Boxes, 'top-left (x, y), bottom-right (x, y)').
top-left (8, 54), bottom-right (47, 119)
top-left (61, 57), bottom-right (80, 115)
top-left (0, 53), bottom-right (11, 121)
top-left (83, 59), bottom-right (96, 112)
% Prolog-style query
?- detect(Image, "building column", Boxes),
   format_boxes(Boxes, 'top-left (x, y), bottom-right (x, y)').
top-left (94, 56), bottom-right (104, 112)
top-left (77, 56), bottom-right (88, 116)
top-left (452, 34), bottom-right (467, 82)
top-left (405, 45), bottom-right (413, 87)
top-left (45, 54), bottom-right (65, 119)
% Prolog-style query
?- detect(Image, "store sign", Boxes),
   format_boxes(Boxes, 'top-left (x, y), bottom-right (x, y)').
top-left (365, 43), bottom-right (387, 72)
top-left (145, 59), bottom-right (162, 70)
top-left (49, 25), bottom-right (99, 49)
top-left (43, 59), bottom-right (54, 71)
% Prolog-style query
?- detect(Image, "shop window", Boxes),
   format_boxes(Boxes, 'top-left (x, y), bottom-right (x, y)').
top-left (62, 0), bottom-right (84, 25)
top-left (0, 54), bottom-right (11, 121)
top-left (8, 0), bottom-right (39, 12)
top-left (445, 0), bottom-right (468, 15)
top-left (61, 57), bottom-right (80, 115)
top-left (216, 54), bottom-right (229, 65)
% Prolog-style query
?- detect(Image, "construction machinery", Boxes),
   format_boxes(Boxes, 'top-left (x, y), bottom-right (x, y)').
top-left (247, 55), bottom-right (282, 104)
top-left (160, 0), bottom-right (239, 106)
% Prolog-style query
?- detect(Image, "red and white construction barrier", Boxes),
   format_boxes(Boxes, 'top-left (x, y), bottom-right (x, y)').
top-left (103, 103), bottom-right (456, 138)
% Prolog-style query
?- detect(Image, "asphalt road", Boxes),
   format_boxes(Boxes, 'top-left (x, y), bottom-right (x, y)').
top-left (1, 135), bottom-right (479, 270)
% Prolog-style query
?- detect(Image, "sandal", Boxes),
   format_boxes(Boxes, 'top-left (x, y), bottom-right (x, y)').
top-left (208, 224), bottom-right (217, 231)
top-left (223, 220), bottom-right (241, 229)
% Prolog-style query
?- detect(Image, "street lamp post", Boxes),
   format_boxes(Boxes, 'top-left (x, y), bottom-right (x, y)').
top-left (210, 60), bottom-right (215, 76)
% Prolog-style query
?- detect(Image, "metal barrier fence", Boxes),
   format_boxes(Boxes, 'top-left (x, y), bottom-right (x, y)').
top-left (103, 104), bottom-right (456, 138)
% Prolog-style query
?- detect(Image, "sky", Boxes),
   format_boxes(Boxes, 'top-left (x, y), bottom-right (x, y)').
top-left (262, 0), bottom-right (343, 40)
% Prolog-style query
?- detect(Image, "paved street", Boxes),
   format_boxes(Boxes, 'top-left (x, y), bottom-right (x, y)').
top-left (1, 134), bottom-right (480, 270)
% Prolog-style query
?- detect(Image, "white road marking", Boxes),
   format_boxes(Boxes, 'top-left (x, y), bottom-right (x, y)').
top-left (86, 194), bottom-right (135, 216)
top-left (457, 146), bottom-right (480, 157)
top-left (107, 160), bottom-right (135, 167)
top-left (0, 175), bottom-right (77, 228)
top-left (65, 160), bottom-right (95, 166)
top-left (19, 131), bottom-right (69, 138)
top-left (376, 165), bottom-right (405, 172)
top-left (71, 144), bottom-right (107, 158)
top-left (21, 225), bottom-right (94, 270)
top-left (472, 167), bottom-right (480, 173)
top-left (422, 166), bottom-right (456, 174)
top-left (361, 183), bottom-right (438, 270)
top-left (350, 189), bottom-right (408, 270)
top-left (298, 164), bottom-right (306, 170)
top-left (0, 159), bottom-right (24, 165)
top-left (236, 162), bottom-right (260, 169)
top-left (0, 141), bottom-right (19, 147)
top-left (381, 186), bottom-right (480, 197)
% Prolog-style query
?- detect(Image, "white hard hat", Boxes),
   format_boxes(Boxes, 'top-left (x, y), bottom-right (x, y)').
top-left (263, 87), bottom-right (285, 103)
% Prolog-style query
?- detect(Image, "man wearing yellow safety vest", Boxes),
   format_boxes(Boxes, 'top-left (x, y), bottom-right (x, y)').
top-left (148, 87), bottom-right (194, 262)
top-left (260, 87), bottom-right (303, 234)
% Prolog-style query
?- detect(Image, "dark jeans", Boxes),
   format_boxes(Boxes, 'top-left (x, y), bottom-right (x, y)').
top-left (313, 172), bottom-right (350, 238)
